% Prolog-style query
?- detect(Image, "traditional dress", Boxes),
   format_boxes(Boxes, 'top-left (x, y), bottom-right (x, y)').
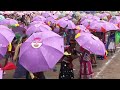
top-left (80, 49), bottom-right (93, 79)
top-left (59, 56), bottom-right (74, 79)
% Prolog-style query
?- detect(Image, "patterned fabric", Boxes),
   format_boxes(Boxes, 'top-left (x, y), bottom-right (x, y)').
top-left (79, 50), bottom-right (93, 79)
top-left (80, 61), bottom-right (93, 79)
top-left (59, 61), bottom-right (74, 79)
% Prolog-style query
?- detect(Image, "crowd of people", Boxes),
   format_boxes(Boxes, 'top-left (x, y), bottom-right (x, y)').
top-left (0, 11), bottom-right (119, 79)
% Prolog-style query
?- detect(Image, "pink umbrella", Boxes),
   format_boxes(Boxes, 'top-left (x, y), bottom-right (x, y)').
top-left (75, 32), bottom-right (106, 55)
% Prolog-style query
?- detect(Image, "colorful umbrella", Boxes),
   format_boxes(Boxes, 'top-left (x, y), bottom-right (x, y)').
top-left (19, 31), bottom-right (64, 73)
top-left (75, 32), bottom-right (106, 55)
top-left (26, 24), bottom-right (52, 36)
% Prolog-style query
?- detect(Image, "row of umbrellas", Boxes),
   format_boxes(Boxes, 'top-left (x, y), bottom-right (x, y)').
top-left (0, 11), bottom-right (119, 73)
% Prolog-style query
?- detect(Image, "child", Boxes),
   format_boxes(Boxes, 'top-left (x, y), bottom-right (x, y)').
top-left (79, 47), bottom-right (94, 79)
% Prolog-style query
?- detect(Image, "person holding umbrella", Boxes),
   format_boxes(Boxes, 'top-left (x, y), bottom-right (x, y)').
top-left (13, 35), bottom-right (30, 79)
top-left (59, 46), bottom-right (74, 79)
top-left (79, 47), bottom-right (94, 79)
top-left (107, 31), bottom-right (116, 55)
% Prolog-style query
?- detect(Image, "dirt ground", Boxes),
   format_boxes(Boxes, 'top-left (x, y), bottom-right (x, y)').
top-left (1, 45), bottom-right (120, 79)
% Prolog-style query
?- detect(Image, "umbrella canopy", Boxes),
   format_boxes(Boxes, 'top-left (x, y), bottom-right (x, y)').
top-left (0, 15), bottom-right (5, 21)
top-left (75, 32), bottom-right (106, 55)
top-left (89, 21), bottom-right (119, 32)
top-left (67, 20), bottom-right (76, 29)
top-left (0, 25), bottom-right (15, 45)
top-left (32, 15), bottom-right (46, 22)
top-left (0, 18), bottom-right (18, 26)
top-left (45, 16), bottom-right (56, 24)
top-left (41, 12), bottom-right (51, 18)
top-left (109, 16), bottom-right (120, 24)
top-left (0, 25), bottom-right (15, 58)
top-left (12, 26), bottom-right (26, 36)
top-left (56, 18), bottom-right (75, 29)
top-left (30, 21), bottom-right (45, 26)
top-left (19, 31), bottom-right (64, 73)
top-left (26, 24), bottom-right (52, 36)
top-left (75, 25), bottom-right (90, 34)
top-left (80, 19), bottom-right (94, 27)
top-left (56, 18), bottom-right (68, 28)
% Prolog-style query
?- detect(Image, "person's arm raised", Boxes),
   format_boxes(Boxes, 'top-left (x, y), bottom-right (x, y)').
top-left (13, 44), bottom-right (21, 61)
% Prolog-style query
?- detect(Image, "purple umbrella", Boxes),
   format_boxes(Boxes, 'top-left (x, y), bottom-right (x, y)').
top-left (29, 21), bottom-right (45, 27)
top-left (32, 16), bottom-right (46, 22)
top-left (12, 26), bottom-right (26, 35)
top-left (0, 46), bottom-right (7, 59)
top-left (26, 24), bottom-right (52, 36)
top-left (75, 32), bottom-right (106, 55)
top-left (102, 22), bottom-right (119, 31)
top-left (67, 20), bottom-right (76, 29)
top-left (80, 19), bottom-right (94, 27)
top-left (42, 12), bottom-right (51, 18)
top-left (56, 18), bottom-right (68, 28)
top-left (0, 18), bottom-right (18, 26)
top-left (75, 25), bottom-right (90, 34)
top-left (53, 26), bottom-right (60, 33)
top-left (0, 25), bottom-right (15, 45)
top-left (45, 16), bottom-right (56, 24)
top-left (99, 13), bottom-right (110, 19)
top-left (0, 25), bottom-right (15, 58)
top-left (19, 31), bottom-right (64, 73)
top-left (109, 16), bottom-right (120, 24)
top-left (89, 21), bottom-right (119, 32)
top-left (56, 18), bottom-right (75, 29)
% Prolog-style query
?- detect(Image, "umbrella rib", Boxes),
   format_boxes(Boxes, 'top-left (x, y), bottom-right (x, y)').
top-left (40, 44), bottom-right (63, 68)
top-left (38, 46), bottom-right (51, 69)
